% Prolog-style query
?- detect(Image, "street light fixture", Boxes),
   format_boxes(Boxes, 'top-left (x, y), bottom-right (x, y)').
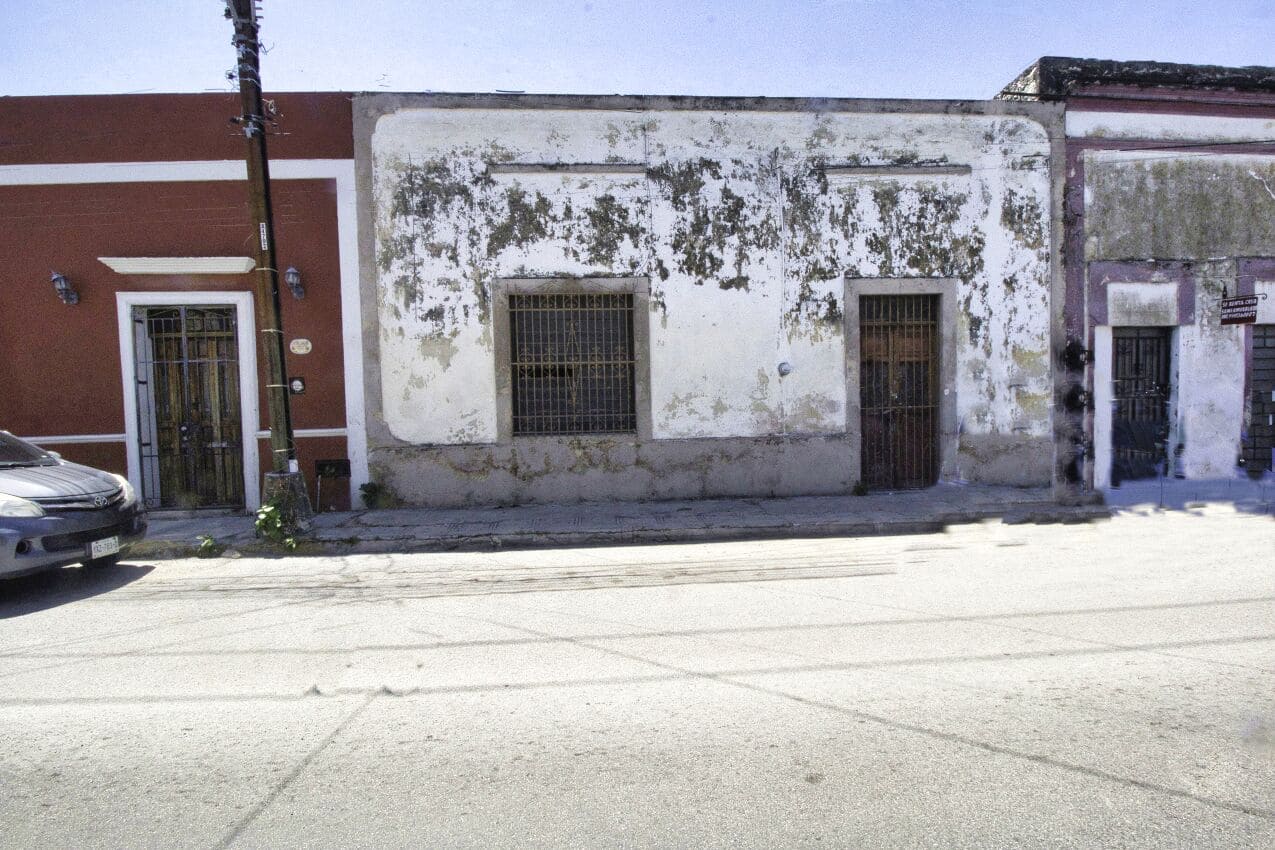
top-left (284, 266), bottom-right (304, 300)
top-left (51, 272), bottom-right (78, 305)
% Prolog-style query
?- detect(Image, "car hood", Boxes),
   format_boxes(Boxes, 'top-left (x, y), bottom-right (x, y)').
top-left (0, 462), bottom-right (119, 500)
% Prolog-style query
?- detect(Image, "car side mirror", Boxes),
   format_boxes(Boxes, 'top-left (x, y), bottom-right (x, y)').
top-left (46, 451), bottom-right (62, 460)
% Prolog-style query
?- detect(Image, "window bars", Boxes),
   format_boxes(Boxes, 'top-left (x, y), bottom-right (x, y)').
top-left (509, 292), bottom-right (637, 435)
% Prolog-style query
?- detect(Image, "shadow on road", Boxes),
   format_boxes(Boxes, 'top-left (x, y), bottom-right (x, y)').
top-left (0, 562), bottom-right (155, 619)
top-left (1104, 475), bottom-right (1275, 515)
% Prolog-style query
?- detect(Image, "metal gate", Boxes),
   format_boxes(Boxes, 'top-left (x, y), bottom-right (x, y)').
top-left (860, 294), bottom-right (939, 489)
top-left (133, 306), bottom-right (245, 509)
top-left (1111, 327), bottom-right (1172, 484)
top-left (1243, 324), bottom-right (1275, 475)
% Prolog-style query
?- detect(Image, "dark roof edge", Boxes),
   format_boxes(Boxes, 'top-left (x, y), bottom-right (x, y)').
top-left (352, 90), bottom-right (1058, 119)
top-left (997, 56), bottom-right (1275, 100)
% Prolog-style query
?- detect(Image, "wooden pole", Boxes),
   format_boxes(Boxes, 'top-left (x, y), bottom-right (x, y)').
top-left (227, 0), bottom-right (294, 475)
top-left (226, 0), bottom-right (311, 526)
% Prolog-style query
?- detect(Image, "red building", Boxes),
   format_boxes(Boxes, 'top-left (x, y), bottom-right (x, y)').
top-left (0, 93), bottom-right (366, 511)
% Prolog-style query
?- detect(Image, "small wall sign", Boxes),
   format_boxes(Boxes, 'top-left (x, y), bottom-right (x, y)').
top-left (289, 338), bottom-right (313, 354)
top-left (289, 377), bottom-right (306, 394)
top-left (1221, 295), bottom-right (1259, 325)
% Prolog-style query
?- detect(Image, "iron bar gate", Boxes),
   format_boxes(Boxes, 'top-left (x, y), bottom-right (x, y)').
top-left (1111, 327), bottom-right (1172, 484)
top-left (133, 306), bottom-right (245, 509)
top-left (860, 294), bottom-right (939, 489)
top-left (1243, 324), bottom-right (1275, 476)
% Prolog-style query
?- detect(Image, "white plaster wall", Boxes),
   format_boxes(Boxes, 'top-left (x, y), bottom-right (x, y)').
top-left (370, 108), bottom-right (1054, 446)
top-left (1094, 299), bottom-right (1245, 486)
top-left (1106, 282), bottom-right (1178, 326)
top-left (1092, 327), bottom-right (1113, 489)
top-left (1177, 304), bottom-right (1246, 480)
top-left (1067, 111), bottom-right (1275, 143)
top-left (1257, 281), bottom-right (1275, 324)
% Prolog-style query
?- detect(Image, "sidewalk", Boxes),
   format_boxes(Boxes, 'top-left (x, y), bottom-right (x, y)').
top-left (133, 483), bottom-right (1110, 560)
top-left (1101, 472), bottom-right (1275, 514)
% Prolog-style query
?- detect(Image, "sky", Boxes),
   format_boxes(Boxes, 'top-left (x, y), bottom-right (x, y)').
top-left (4, 0), bottom-right (1273, 100)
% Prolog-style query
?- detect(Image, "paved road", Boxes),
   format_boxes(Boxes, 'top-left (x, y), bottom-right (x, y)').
top-left (1, 507), bottom-right (1273, 848)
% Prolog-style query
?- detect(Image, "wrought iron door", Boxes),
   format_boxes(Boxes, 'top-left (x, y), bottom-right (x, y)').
top-left (1243, 324), bottom-right (1275, 475)
top-left (1111, 327), bottom-right (1172, 483)
top-left (860, 295), bottom-right (939, 489)
top-left (133, 306), bottom-right (244, 509)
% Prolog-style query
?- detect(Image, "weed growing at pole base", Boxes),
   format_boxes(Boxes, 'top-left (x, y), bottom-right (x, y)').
top-left (255, 499), bottom-right (300, 551)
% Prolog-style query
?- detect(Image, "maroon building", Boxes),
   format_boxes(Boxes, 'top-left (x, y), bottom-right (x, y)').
top-left (0, 93), bottom-right (365, 511)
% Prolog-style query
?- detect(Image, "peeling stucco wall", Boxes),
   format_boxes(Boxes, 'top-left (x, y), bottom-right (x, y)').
top-left (358, 97), bottom-right (1058, 503)
top-left (1084, 147), bottom-right (1275, 483)
top-left (1086, 152), bottom-right (1275, 260)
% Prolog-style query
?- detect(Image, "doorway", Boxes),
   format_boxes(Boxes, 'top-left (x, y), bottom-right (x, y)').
top-left (132, 305), bottom-right (245, 509)
top-left (1111, 327), bottom-right (1173, 483)
top-left (859, 294), bottom-right (940, 489)
top-left (1243, 324), bottom-right (1275, 475)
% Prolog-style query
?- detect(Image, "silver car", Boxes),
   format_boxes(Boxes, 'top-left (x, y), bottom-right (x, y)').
top-left (0, 431), bottom-right (147, 579)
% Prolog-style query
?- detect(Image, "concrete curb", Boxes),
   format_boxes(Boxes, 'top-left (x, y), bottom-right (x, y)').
top-left (128, 503), bottom-right (1111, 560)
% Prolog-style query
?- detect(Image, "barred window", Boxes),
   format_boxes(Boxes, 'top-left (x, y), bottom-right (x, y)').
top-left (509, 292), bottom-right (636, 435)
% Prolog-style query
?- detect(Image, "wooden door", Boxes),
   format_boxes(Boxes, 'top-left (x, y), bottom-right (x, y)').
top-left (860, 295), bottom-right (939, 490)
top-left (134, 306), bottom-right (245, 509)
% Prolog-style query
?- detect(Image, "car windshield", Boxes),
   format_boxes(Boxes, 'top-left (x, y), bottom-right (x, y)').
top-left (0, 432), bottom-right (58, 467)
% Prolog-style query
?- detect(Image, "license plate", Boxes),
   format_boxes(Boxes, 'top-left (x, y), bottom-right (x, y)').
top-left (88, 536), bottom-right (120, 559)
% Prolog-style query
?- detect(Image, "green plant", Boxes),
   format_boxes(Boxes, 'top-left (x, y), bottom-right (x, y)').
top-left (255, 501), bottom-right (299, 550)
top-left (195, 534), bottom-right (223, 558)
top-left (851, 481), bottom-right (868, 497)
top-left (359, 481), bottom-right (386, 509)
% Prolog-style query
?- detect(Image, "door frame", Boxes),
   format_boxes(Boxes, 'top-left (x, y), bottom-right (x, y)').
top-left (116, 291), bottom-right (261, 510)
top-left (844, 277), bottom-right (958, 486)
top-left (1092, 324), bottom-right (1180, 490)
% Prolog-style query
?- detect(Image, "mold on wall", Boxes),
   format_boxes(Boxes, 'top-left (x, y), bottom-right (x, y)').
top-left (1082, 146), bottom-right (1275, 485)
top-left (363, 101), bottom-right (1057, 503)
top-left (1085, 153), bottom-right (1275, 261)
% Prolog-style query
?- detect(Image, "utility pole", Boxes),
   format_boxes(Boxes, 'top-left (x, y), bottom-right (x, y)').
top-left (225, 0), bottom-right (311, 525)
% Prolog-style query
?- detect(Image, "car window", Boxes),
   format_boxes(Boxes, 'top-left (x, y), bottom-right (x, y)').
top-left (0, 432), bottom-right (57, 466)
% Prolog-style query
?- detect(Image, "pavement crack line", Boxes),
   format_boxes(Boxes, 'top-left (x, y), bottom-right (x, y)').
top-left (0, 605), bottom-right (331, 682)
top-left (762, 584), bottom-right (1275, 674)
top-left (6, 633), bottom-right (1273, 708)
top-left (476, 615), bottom-right (1275, 823)
top-left (211, 692), bottom-right (377, 850)
top-left (11, 595), bottom-right (1273, 663)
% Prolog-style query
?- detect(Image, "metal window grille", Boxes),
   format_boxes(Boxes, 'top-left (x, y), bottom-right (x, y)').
top-left (510, 292), bottom-right (637, 435)
top-left (1111, 327), bottom-right (1172, 482)
top-left (859, 294), bottom-right (939, 490)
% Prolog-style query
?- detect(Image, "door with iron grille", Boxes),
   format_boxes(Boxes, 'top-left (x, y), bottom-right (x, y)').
top-left (133, 306), bottom-right (245, 509)
top-left (860, 295), bottom-right (939, 489)
top-left (1111, 327), bottom-right (1172, 483)
top-left (1243, 324), bottom-right (1275, 476)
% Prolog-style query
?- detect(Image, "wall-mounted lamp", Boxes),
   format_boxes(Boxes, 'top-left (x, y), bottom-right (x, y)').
top-left (284, 266), bottom-right (305, 300)
top-left (51, 272), bottom-right (79, 305)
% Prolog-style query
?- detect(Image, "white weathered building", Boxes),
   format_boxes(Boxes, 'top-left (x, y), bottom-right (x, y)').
top-left (353, 94), bottom-right (1064, 506)
top-left (1003, 58), bottom-right (1275, 490)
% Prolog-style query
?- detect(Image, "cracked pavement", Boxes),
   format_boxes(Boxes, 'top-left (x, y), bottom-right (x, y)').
top-left (1, 507), bottom-right (1273, 848)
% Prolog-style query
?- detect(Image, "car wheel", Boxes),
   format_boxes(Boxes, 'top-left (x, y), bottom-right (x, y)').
top-left (82, 554), bottom-right (121, 569)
